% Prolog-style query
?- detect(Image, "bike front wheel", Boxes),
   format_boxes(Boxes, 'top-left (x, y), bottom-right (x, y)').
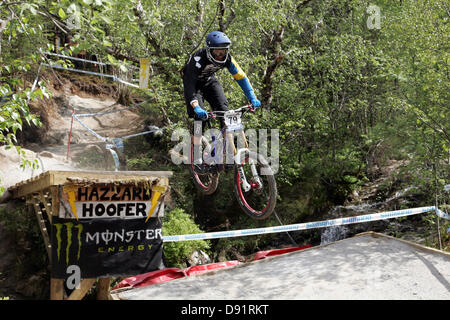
top-left (233, 151), bottom-right (277, 219)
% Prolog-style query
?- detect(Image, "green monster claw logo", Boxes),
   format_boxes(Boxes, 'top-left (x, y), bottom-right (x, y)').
top-left (54, 223), bottom-right (83, 264)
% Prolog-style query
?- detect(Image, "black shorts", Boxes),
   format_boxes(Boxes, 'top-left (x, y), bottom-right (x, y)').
top-left (185, 76), bottom-right (228, 127)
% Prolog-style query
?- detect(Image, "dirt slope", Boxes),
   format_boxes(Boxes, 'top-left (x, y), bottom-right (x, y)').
top-left (0, 73), bottom-right (146, 299)
top-left (0, 73), bottom-right (145, 197)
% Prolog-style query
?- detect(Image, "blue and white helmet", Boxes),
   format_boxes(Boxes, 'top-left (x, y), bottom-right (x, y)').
top-left (205, 31), bottom-right (231, 64)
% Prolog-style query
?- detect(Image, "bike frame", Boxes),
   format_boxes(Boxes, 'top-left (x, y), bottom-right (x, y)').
top-left (201, 105), bottom-right (262, 192)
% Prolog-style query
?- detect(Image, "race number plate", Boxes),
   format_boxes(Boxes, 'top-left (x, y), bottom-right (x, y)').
top-left (224, 111), bottom-right (242, 128)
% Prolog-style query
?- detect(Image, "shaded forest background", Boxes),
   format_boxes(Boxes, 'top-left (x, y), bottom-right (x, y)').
top-left (0, 0), bottom-right (449, 267)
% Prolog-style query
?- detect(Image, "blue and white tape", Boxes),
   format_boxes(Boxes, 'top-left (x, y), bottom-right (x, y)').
top-left (42, 62), bottom-right (142, 90)
top-left (71, 100), bottom-right (151, 144)
top-left (435, 208), bottom-right (450, 220)
top-left (105, 147), bottom-right (120, 171)
top-left (42, 63), bottom-right (117, 80)
top-left (44, 51), bottom-right (110, 67)
top-left (43, 51), bottom-right (140, 70)
top-left (73, 114), bottom-right (156, 144)
top-left (75, 100), bottom-right (147, 118)
top-left (162, 206), bottom-right (449, 242)
top-left (121, 130), bottom-right (157, 140)
top-left (72, 114), bottom-right (107, 142)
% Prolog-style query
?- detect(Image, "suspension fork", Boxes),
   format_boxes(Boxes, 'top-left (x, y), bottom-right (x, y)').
top-left (235, 148), bottom-right (263, 192)
top-left (238, 165), bottom-right (252, 192)
top-left (232, 130), bottom-right (262, 191)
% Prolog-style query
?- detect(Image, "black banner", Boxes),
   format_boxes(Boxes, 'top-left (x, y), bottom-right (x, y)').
top-left (51, 217), bottom-right (163, 278)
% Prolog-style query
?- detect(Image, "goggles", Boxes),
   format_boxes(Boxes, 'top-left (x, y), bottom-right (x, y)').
top-left (207, 47), bottom-right (229, 63)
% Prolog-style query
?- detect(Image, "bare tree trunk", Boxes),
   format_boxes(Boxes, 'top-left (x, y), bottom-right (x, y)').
top-left (261, 26), bottom-right (285, 110)
top-left (194, 0), bottom-right (205, 35)
top-left (133, 1), bottom-right (175, 60)
top-left (0, 10), bottom-right (14, 56)
top-left (218, 0), bottom-right (235, 32)
top-left (133, 0), bottom-right (180, 86)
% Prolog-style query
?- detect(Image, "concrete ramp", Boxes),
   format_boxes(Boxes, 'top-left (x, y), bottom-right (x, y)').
top-left (111, 232), bottom-right (450, 300)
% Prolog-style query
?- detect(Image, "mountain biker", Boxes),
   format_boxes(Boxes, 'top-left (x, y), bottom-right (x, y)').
top-left (182, 31), bottom-right (261, 164)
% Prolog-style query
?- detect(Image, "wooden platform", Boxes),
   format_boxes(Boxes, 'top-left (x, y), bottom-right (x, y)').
top-left (9, 170), bottom-right (173, 199)
top-left (8, 170), bottom-right (172, 300)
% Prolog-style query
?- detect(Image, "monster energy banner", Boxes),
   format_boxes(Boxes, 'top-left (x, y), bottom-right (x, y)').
top-left (51, 217), bottom-right (163, 278)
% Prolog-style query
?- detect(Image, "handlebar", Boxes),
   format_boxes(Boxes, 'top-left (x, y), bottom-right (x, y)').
top-left (203, 104), bottom-right (256, 120)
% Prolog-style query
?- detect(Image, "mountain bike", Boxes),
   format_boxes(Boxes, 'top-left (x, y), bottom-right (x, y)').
top-left (187, 105), bottom-right (277, 220)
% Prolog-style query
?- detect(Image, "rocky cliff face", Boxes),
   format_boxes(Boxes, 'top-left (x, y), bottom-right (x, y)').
top-left (320, 160), bottom-right (445, 246)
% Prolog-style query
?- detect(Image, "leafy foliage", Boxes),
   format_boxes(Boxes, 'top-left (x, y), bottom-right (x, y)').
top-left (1, 0), bottom-right (448, 249)
top-left (0, 202), bottom-right (48, 278)
top-left (162, 208), bottom-right (210, 268)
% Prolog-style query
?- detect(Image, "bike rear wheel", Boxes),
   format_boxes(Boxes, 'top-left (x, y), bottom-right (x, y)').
top-left (188, 137), bottom-right (219, 195)
top-left (233, 151), bottom-right (277, 219)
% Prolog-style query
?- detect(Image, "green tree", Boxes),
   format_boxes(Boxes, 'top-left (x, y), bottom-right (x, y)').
top-left (0, 0), bottom-right (115, 193)
top-left (1, 0), bottom-right (448, 234)
top-left (162, 208), bottom-right (210, 268)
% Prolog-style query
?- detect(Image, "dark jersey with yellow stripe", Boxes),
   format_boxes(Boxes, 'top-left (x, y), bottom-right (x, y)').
top-left (183, 48), bottom-right (257, 105)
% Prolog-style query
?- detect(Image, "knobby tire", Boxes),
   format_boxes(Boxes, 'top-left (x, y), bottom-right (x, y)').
top-left (188, 138), bottom-right (219, 195)
top-left (233, 151), bottom-right (277, 219)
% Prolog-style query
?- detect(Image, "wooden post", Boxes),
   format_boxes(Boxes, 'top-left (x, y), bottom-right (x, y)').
top-left (50, 278), bottom-right (64, 300)
top-left (51, 278), bottom-right (111, 300)
top-left (67, 279), bottom-right (96, 300)
top-left (97, 278), bottom-right (111, 300)
top-left (28, 196), bottom-right (52, 260)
